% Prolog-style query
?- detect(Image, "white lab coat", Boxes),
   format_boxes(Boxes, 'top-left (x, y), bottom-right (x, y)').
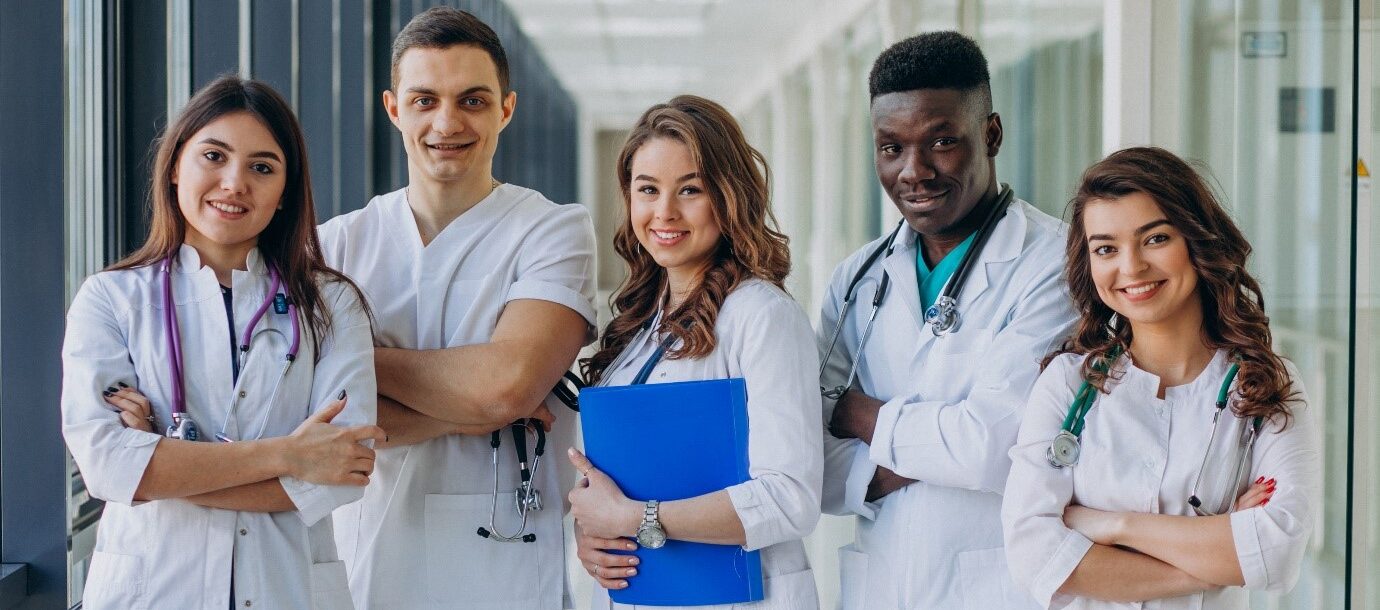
top-left (589, 278), bottom-right (823, 610)
top-left (61, 245), bottom-right (376, 610)
top-left (818, 200), bottom-right (1077, 609)
top-left (1002, 350), bottom-right (1319, 609)
top-left (318, 184), bottom-right (598, 610)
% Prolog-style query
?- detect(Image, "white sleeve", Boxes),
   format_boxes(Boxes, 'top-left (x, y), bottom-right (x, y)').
top-left (279, 281), bottom-right (377, 526)
top-left (61, 275), bottom-right (162, 506)
top-left (816, 268), bottom-right (879, 519)
top-left (508, 204), bottom-right (598, 341)
top-left (868, 258), bottom-right (1077, 493)
top-left (1001, 356), bottom-right (1092, 610)
top-left (723, 294), bottom-right (823, 551)
top-left (1229, 362), bottom-right (1320, 592)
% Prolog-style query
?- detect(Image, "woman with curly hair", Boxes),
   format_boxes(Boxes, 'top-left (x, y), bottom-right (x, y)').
top-left (565, 95), bottom-right (822, 609)
top-left (1001, 147), bottom-right (1319, 609)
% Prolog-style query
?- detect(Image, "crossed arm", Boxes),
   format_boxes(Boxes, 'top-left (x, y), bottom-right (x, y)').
top-left (373, 299), bottom-right (590, 446)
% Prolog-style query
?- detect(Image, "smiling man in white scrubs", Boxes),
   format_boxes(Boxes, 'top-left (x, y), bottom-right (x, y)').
top-left (317, 7), bottom-right (596, 609)
top-left (819, 32), bottom-right (1078, 608)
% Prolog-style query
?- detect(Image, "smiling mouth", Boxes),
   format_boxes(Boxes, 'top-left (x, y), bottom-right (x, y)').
top-left (427, 142), bottom-right (472, 151)
top-left (901, 190), bottom-right (949, 204)
top-left (208, 201), bottom-right (247, 214)
top-left (1120, 281), bottom-right (1164, 296)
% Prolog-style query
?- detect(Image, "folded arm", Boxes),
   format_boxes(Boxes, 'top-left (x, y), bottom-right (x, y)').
top-left (376, 299), bottom-right (588, 432)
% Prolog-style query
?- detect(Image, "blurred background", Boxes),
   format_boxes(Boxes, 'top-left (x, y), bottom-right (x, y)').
top-left (1, 0), bottom-right (1375, 607)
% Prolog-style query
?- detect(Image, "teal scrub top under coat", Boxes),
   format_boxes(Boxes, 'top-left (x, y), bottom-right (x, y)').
top-left (915, 231), bottom-right (977, 311)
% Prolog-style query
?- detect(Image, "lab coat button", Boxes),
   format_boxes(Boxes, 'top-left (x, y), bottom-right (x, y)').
top-left (238, 390), bottom-right (247, 398)
top-left (244, 601), bottom-right (252, 607)
top-left (239, 528), bottom-right (248, 536)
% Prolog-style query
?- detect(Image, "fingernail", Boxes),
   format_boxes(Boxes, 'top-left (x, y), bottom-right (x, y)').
top-left (619, 581), bottom-right (629, 588)
top-left (568, 447), bottom-right (577, 456)
top-left (106, 386), bottom-right (118, 393)
top-left (1256, 476), bottom-right (1264, 484)
top-left (628, 556), bottom-right (639, 564)
top-left (118, 382), bottom-right (129, 388)
top-left (626, 543), bottom-right (636, 551)
top-left (1261, 499), bottom-right (1269, 505)
top-left (1267, 478), bottom-right (1276, 484)
top-left (626, 568), bottom-right (637, 576)
top-left (102, 390), bottom-right (113, 397)
top-left (337, 389), bottom-right (347, 400)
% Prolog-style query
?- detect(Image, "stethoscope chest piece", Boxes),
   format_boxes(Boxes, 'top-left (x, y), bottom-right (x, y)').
top-left (925, 295), bottom-right (961, 337)
top-left (1046, 430), bottom-right (1080, 468)
top-left (167, 412), bottom-right (200, 441)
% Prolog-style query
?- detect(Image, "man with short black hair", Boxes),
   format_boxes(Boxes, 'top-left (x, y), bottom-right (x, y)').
top-left (319, 7), bottom-right (595, 609)
top-left (819, 31), bottom-right (1076, 608)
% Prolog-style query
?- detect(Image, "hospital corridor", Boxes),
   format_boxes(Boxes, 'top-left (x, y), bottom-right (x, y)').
top-left (1, 0), bottom-right (1378, 608)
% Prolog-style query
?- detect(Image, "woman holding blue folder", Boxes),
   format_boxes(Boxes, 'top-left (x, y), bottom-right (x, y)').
top-left (567, 95), bottom-right (824, 609)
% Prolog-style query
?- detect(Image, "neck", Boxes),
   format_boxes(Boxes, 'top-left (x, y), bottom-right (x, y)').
top-left (186, 239), bottom-right (253, 286)
top-left (919, 183), bottom-right (1000, 266)
top-left (405, 169), bottom-right (498, 245)
top-left (1127, 301), bottom-right (1214, 390)
top-left (665, 264), bottom-right (709, 312)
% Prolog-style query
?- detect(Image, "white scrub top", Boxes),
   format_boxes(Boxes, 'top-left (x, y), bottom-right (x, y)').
top-left (318, 184), bottom-right (597, 610)
top-left (1002, 350), bottom-right (1319, 610)
top-left (590, 278), bottom-right (823, 610)
top-left (818, 200), bottom-right (1077, 609)
top-left (61, 245), bottom-right (376, 610)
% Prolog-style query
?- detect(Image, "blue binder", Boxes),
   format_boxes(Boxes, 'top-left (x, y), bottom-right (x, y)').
top-left (579, 377), bottom-right (764, 606)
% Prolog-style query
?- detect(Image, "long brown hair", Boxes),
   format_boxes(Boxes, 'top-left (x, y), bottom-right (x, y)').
top-left (1050, 146), bottom-right (1294, 425)
top-left (581, 95), bottom-right (790, 385)
top-left (109, 75), bottom-right (369, 354)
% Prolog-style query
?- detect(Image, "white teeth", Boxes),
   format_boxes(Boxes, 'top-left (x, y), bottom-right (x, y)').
top-left (1125, 282), bottom-right (1162, 296)
top-left (653, 230), bottom-right (685, 240)
top-left (209, 201), bottom-right (246, 214)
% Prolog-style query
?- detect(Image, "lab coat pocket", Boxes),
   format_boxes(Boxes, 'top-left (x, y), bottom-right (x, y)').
top-left (836, 545), bottom-right (869, 610)
top-left (83, 551), bottom-right (147, 610)
top-left (424, 493), bottom-right (542, 605)
top-left (740, 567), bottom-right (819, 609)
top-left (310, 560), bottom-right (354, 610)
top-left (956, 546), bottom-right (1028, 610)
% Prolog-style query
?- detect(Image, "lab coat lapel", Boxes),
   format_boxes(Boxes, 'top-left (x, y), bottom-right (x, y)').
top-left (940, 200), bottom-right (1027, 314)
top-left (880, 228), bottom-right (925, 332)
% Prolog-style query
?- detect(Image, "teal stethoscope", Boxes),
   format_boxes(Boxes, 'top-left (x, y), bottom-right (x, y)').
top-left (818, 185), bottom-right (1014, 399)
top-left (1046, 349), bottom-right (1264, 516)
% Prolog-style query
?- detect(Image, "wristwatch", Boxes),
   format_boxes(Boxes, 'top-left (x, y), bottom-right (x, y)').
top-left (635, 500), bottom-right (667, 549)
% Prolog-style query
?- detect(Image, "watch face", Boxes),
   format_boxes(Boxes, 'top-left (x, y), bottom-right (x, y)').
top-left (637, 525), bottom-right (667, 549)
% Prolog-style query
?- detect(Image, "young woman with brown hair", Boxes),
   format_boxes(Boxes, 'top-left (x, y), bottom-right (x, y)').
top-left (61, 75), bottom-right (383, 609)
top-left (566, 95), bottom-right (823, 609)
top-left (1002, 147), bottom-right (1319, 609)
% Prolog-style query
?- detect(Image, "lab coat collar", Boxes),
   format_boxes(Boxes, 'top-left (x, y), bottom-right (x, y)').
top-left (173, 243), bottom-right (269, 276)
top-left (1111, 348), bottom-right (1231, 400)
top-left (877, 199), bottom-right (1030, 329)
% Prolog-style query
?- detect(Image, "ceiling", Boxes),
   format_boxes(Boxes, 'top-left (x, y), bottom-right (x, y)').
top-left (504, 0), bottom-right (833, 129)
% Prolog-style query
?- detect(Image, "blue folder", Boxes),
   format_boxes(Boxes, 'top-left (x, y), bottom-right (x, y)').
top-left (579, 377), bottom-right (764, 606)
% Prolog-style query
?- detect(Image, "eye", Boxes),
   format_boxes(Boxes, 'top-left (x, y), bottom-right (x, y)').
top-left (678, 185), bottom-right (701, 196)
top-left (1092, 245), bottom-right (1115, 256)
top-left (1145, 233), bottom-right (1171, 246)
top-left (932, 137), bottom-right (958, 150)
top-left (462, 97), bottom-right (485, 107)
top-left (414, 97), bottom-right (435, 108)
top-left (636, 185), bottom-right (658, 196)
top-left (251, 162), bottom-right (274, 175)
top-left (878, 143), bottom-right (900, 156)
top-left (202, 150), bottom-right (224, 162)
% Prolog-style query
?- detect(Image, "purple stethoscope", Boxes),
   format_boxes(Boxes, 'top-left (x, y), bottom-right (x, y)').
top-left (162, 254), bottom-right (301, 442)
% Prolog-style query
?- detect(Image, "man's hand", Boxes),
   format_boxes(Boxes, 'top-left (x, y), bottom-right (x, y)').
top-left (829, 388), bottom-right (884, 445)
top-left (865, 466), bottom-right (915, 502)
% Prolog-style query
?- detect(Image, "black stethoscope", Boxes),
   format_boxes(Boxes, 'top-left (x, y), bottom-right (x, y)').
top-left (818, 184), bottom-right (1015, 399)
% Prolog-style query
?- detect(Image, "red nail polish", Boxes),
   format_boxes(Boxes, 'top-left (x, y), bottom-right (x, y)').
top-left (1256, 476), bottom-right (1265, 484)
top-left (1261, 499), bottom-right (1269, 506)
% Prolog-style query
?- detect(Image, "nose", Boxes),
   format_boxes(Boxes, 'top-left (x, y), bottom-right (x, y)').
top-left (432, 101), bottom-right (464, 137)
top-left (219, 163), bottom-right (248, 194)
top-left (1119, 245), bottom-right (1150, 276)
top-left (896, 149), bottom-right (937, 186)
top-left (653, 193), bottom-right (679, 221)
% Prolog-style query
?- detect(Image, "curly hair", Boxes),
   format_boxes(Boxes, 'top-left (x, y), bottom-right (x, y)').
top-left (869, 30), bottom-right (991, 114)
top-left (1049, 146), bottom-right (1296, 426)
top-left (580, 95), bottom-right (790, 386)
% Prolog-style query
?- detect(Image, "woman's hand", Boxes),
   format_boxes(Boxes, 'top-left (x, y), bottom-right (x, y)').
top-left (574, 523), bottom-right (639, 590)
top-left (1235, 477), bottom-right (1275, 510)
top-left (283, 392), bottom-right (387, 486)
top-left (1063, 504), bottom-right (1125, 546)
top-left (104, 382), bottom-right (155, 432)
top-left (567, 448), bottom-right (642, 539)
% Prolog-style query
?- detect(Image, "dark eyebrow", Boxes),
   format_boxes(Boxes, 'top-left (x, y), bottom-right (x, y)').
top-left (196, 138), bottom-right (281, 163)
top-left (632, 172), bottom-right (699, 183)
top-left (404, 85), bottom-right (495, 97)
top-left (1087, 218), bottom-right (1172, 243)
